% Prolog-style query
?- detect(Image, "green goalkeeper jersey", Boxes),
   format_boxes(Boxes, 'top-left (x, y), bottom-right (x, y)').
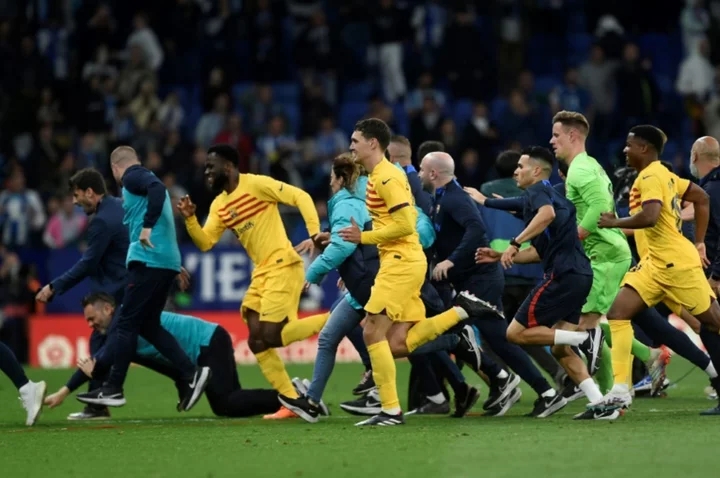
top-left (565, 152), bottom-right (632, 263)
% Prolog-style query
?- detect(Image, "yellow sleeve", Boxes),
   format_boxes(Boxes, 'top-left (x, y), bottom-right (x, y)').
top-left (184, 200), bottom-right (227, 252)
top-left (252, 175), bottom-right (321, 236)
top-left (360, 205), bottom-right (415, 244)
top-left (638, 173), bottom-right (664, 205)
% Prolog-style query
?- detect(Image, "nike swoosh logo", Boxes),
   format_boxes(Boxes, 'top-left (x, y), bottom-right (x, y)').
top-left (279, 184), bottom-right (284, 191)
top-left (382, 179), bottom-right (391, 185)
top-left (189, 374), bottom-right (198, 388)
top-left (642, 176), bottom-right (651, 180)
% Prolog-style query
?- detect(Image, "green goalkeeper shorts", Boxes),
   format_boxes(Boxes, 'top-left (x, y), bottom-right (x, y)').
top-left (582, 258), bottom-right (632, 315)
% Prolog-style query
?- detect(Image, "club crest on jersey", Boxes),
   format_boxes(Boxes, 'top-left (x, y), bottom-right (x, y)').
top-left (228, 209), bottom-right (238, 219)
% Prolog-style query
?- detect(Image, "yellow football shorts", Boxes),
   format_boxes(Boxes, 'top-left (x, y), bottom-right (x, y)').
top-left (242, 260), bottom-right (304, 323)
top-left (364, 253), bottom-right (427, 322)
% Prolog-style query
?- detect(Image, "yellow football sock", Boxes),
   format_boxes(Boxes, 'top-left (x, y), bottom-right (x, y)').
top-left (367, 340), bottom-right (400, 412)
top-left (281, 312), bottom-right (329, 346)
top-left (609, 319), bottom-right (634, 387)
top-left (255, 349), bottom-right (297, 398)
top-left (405, 308), bottom-right (462, 353)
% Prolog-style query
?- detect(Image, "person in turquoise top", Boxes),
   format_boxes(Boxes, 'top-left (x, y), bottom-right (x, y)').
top-left (550, 111), bottom-right (667, 396)
top-left (77, 146), bottom-right (211, 412)
top-left (45, 292), bottom-right (283, 419)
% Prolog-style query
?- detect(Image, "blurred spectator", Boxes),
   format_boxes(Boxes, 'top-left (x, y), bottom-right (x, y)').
top-left (578, 45), bottom-right (618, 139)
top-left (80, 75), bottom-right (108, 133)
top-left (681, 0), bottom-right (711, 55)
top-left (129, 78), bottom-right (161, 130)
top-left (371, 0), bottom-right (410, 103)
top-left (117, 44), bottom-right (155, 103)
top-left (167, 0), bottom-right (202, 52)
top-left (195, 93), bottom-right (229, 148)
top-left (704, 66), bottom-right (720, 139)
top-left (497, 0), bottom-right (525, 90)
top-left (454, 149), bottom-right (485, 188)
top-left (296, 9), bottom-right (336, 101)
top-left (158, 91), bottom-right (186, 132)
top-left (439, 119), bottom-right (459, 158)
top-left (311, 116), bottom-right (347, 162)
top-left (499, 89), bottom-right (540, 147)
top-left (36, 87), bottom-right (64, 126)
top-left (82, 45), bottom-right (118, 82)
top-left (301, 80), bottom-right (333, 137)
top-left (203, 67), bottom-right (230, 112)
top-left (43, 194), bottom-right (87, 249)
top-left (460, 102), bottom-right (499, 163)
top-left (615, 43), bottom-right (661, 128)
top-left (74, 3), bottom-right (118, 68)
top-left (677, 37), bottom-right (715, 103)
top-left (549, 67), bottom-right (592, 115)
top-left (248, 0), bottom-right (286, 82)
top-left (594, 14), bottom-right (626, 60)
top-left (162, 129), bottom-right (193, 177)
top-left (126, 12), bottom-right (164, 71)
top-left (256, 115), bottom-right (298, 179)
top-left (213, 113), bottom-right (254, 172)
top-left (132, 117), bottom-right (164, 160)
top-left (13, 35), bottom-right (52, 96)
top-left (516, 70), bottom-right (542, 112)
top-left (111, 102), bottom-right (136, 144)
top-left (243, 83), bottom-right (285, 136)
top-left (410, 96), bottom-right (445, 154)
top-left (410, 0), bottom-right (448, 70)
top-left (405, 72), bottom-right (446, 117)
top-left (365, 96), bottom-right (396, 131)
top-left (26, 124), bottom-right (62, 191)
top-left (0, 166), bottom-right (46, 248)
top-left (76, 133), bottom-right (106, 176)
top-left (0, 246), bottom-right (39, 360)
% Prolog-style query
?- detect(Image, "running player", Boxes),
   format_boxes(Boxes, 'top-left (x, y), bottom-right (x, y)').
top-left (337, 118), bottom-right (488, 426)
top-left (595, 125), bottom-right (720, 415)
top-left (0, 340), bottom-right (46, 426)
top-left (178, 144), bottom-right (327, 419)
top-left (473, 146), bottom-right (612, 419)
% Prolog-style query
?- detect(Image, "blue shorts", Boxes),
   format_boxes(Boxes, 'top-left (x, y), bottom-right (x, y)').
top-left (515, 272), bottom-right (592, 328)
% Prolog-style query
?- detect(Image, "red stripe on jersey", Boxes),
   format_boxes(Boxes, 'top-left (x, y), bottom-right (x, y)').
top-left (227, 204), bottom-right (269, 229)
top-left (367, 202), bottom-right (386, 210)
top-left (528, 274), bottom-right (554, 328)
top-left (366, 197), bottom-right (384, 204)
top-left (220, 197), bottom-right (260, 219)
top-left (219, 194), bottom-right (250, 213)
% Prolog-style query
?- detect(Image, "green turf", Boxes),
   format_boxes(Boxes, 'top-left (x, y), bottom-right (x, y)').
top-left (0, 359), bottom-right (716, 477)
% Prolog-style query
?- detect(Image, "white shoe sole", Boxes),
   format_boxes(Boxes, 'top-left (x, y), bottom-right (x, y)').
top-left (460, 325), bottom-right (482, 371)
top-left (565, 388), bottom-right (586, 402)
top-left (536, 396), bottom-right (568, 418)
top-left (78, 396), bottom-right (127, 407)
top-left (485, 374), bottom-right (521, 409)
top-left (25, 381), bottom-right (47, 426)
top-left (588, 329), bottom-right (602, 374)
top-left (491, 388), bottom-right (522, 417)
top-left (340, 403), bottom-right (382, 416)
top-left (67, 414), bottom-right (111, 421)
top-left (277, 396), bottom-right (319, 424)
top-left (184, 367), bottom-right (212, 411)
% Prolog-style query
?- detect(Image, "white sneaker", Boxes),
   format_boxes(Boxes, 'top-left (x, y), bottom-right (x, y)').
top-left (292, 377), bottom-right (308, 396)
top-left (646, 346), bottom-right (671, 396)
top-left (589, 384), bottom-right (632, 411)
top-left (19, 381), bottom-right (47, 426)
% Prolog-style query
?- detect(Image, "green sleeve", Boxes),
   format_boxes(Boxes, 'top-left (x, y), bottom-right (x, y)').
top-left (572, 175), bottom-right (608, 233)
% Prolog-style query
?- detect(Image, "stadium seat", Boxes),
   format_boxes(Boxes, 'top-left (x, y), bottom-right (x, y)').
top-left (392, 102), bottom-right (410, 137)
top-left (662, 140), bottom-right (680, 161)
top-left (342, 81), bottom-right (373, 103)
top-left (232, 82), bottom-right (254, 111)
top-left (490, 98), bottom-right (509, 122)
top-left (283, 103), bottom-right (301, 137)
top-left (567, 33), bottom-right (593, 66)
top-left (638, 34), bottom-right (678, 78)
top-left (339, 101), bottom-right (369, 136)
top-left (452, 100), bottom-right (474, 129)
top-left (534, 76), bottom-right (562, 95)
top-left (273, 82), bottom-right (301, 103)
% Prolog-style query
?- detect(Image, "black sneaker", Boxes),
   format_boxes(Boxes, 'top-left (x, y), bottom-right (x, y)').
top-left (701, 377), bottom-right (720, 415)
top-left (452, 384), bottom-right (481, 418)
top-left (406, 399), bottom-right (450, 415)
top-left (355, 412), bottom-right (404, 426)
top-left (526, 393), bottom-right (568, 418)
top-left (453, 291), bottom-right (504, 320)
top-left (77, 386), bottom-right (126, 407)
top-left (452, 325), bottom-right (482, 372)
top-left (67, 405), bottom-right (111, 421)
top-left (578, 327), bottom-right (604, 375)
top-left (484, 387), bottom-right (522, 417)
top-left (483, 372), bottom-right (520, 410)
top-left (560, 376), bottom-right (585, 402)
top-left (180, 367), bottom-right (212, 411)
top-left (340, 389), bottom-right (381, 416)
top-left (278, 395), bottom-right (322, 423)
top-left (352, 370), bottom-right (376, 396)
top-left (573, 408), bottom-right (620, 420)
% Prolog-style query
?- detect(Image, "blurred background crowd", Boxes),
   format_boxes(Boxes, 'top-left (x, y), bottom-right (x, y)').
top-left (1, 0), bottom-right (719, 360)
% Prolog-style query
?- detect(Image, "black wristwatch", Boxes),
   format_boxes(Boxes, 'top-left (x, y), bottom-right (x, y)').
top-left (509, 237), bottom-right (521, 249)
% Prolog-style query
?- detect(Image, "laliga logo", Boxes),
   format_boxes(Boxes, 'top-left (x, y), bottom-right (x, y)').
top-left (38, 335), bottom-right (74, 368)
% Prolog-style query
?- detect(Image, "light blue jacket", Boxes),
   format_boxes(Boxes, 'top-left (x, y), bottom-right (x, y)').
top-left (306, 177), bottom-right (370, 284)
top-left (391, 163), bottom-right (435, 250)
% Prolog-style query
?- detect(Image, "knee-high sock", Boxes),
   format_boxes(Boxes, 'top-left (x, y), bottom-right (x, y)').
top-left (255, 349), bottom-right (297, 398)
top-left (631, 338), bottom-right (651, 362)
top-left (600, 322), bottom-right (612, 347)
top-left (0, 342), bottom-right (28, 390)
top-left (281, 313), bottom-right (330, 347)
top-left (406, 309), bottom-right (462, 353)
top-left (595, 341), bottom-right (614, 394)
top-left (699, 326), bottom-right (720, 377)
top-left (609, 320), bottom-right (634, 387)
top-left (368, 340), bottom-right (400, 412)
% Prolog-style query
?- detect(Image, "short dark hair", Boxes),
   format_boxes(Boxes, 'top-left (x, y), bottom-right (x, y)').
top-left (553, 111), bottom-right (590, 136)
top-left (522, 146), bottom-right (555, 168)
top-left (390, 135), bottom-right (411, 148)
top-left (81, 292), bottom-right (115, 309)
top-left (629, 125), bottom-right (667, 155)
top-left (495, 150), bottom-right (521, 178)
top-left (417, 141), bottom-right (445, 162)
top-left (68, 168), bottom-right (107, 195)
top-left (354, 118), bottom-right (391, 151)
top-left (558, 160), bottom-right (569, 177)
top-left (207, 144), bottom-right (240, 166)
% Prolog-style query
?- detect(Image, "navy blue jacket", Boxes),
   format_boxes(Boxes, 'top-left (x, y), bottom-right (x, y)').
top-left (50, 196), bottom-right (129, 304)
top-left (700, 165), bottom-right (720, 278)
top-left (402, 164), bottom-right (433, 216)
top-left (431, 179), bottom-right (500, 281)
top-left (337, 220), bottom-right (380, 307)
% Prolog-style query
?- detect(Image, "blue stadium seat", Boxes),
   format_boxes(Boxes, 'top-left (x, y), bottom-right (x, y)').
top-left (342, 81), bottom-right (373, 103)
top-left (452, 100), bottom-right (474, 128)
top-left (273, 82), bottom-right (301, 103)
top-left (339, 102), bottom-right (369, 135)
top-left (490, 98), bottom-right (509, 122)
top-left (232, 82), bottom-right (253, 111)
top-left (283, 103), bottom-right (301, 137)
top-left (534, 76), bottom-right (562, 95)
top-left (662, 140), bottom-right (680, 160)
top-left (567, 33), bottom-right (593, 66)
top-left (638, 34), bottom-right (679, 77)
top-left (392, 102), bottom-right (409, 137)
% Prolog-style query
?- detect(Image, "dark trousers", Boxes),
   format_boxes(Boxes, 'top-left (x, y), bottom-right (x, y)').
top-left (456, 274), bottom-right (553, 395)
top-left (107, 262), bottom-right (195, 388)
top-left (200, 328), bottom-right (279, 417)
top-left (0, 340), bottom-right (27, 389)
top-left (503, 283), bottom-right (564, 381)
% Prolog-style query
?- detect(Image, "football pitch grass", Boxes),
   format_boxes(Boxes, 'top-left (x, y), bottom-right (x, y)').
top-left (1, 359), bottom-right (716, 478)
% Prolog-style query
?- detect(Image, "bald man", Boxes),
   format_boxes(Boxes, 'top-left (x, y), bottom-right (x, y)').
top-left (690, 136), bottom-right (720, 292)
top-left (419, 152), bottom-right (565, 418)
top-left (77, 146), bottom-right (211, 410)
top-left (387, 135), bottom-right (433, 215)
